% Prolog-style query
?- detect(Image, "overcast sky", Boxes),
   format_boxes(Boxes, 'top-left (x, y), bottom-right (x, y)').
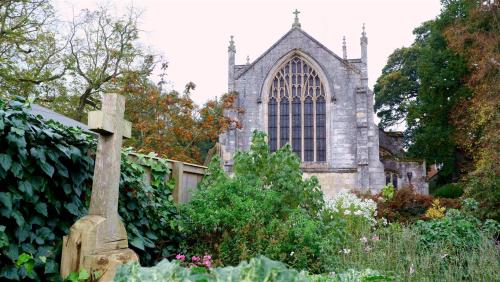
top-left (54, 0), bottom-right (442, 106)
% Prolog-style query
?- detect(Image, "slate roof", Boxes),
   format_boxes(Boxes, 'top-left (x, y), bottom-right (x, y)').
top-left (235, 27), bottom-right (361, 79)
top-left (29, 104), bottom-right (93, 133)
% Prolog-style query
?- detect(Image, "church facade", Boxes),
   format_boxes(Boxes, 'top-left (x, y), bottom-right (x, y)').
top-left (219, 13), bottom-right (428, 198)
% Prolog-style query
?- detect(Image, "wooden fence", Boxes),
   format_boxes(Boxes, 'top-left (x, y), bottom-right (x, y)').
top-left (129, 153), bottom-right (207, 204)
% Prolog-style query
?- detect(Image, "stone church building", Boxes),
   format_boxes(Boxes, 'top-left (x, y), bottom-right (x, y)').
top-left (219, 11), bottom-right (428, 198)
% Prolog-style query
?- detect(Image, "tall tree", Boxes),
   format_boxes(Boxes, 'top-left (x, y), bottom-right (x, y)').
top-left (67, 6), bottom-right (156, 120)
top-left (120, 67), bottom-right (239, 164)
top-left (0, 0), bottom-right (68, 99)
top-left (374, 0), bottom-right (470, 181)
top-left (443, 0), bottom-right (499, 219)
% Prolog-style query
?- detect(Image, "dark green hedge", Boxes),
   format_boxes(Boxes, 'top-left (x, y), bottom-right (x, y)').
top-left (0, 98), bottom-right (180, 281)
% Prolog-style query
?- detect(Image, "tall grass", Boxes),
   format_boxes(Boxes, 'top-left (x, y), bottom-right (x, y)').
top-left (333, 224), bottom-right (499, 281)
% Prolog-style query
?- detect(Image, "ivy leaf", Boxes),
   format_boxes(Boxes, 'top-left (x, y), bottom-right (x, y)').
top-left (65, 203), bottom-right (79, 216)
top-left (38, 161), bottom-right (54, 178)
top-left (0, 192), bottom-right (12, 212)
top-left (6, 132), bottom-right (26, 148)
top-left (18, 181), bottom-right (33, 197)
top-left (0, 153), bottom-right (12, 171)
top-left (10, 162), bottom-right (23, 178)
top-left (54, 162), bottom-right (69, 178)
top-left (35, 203), bottom-right (48, 217)
top-left (44, 259), bottom-right (57, 274)
top-left (63, 183), bottom-right (72, 195)
top-left (30, 147), bottom-right (46, 162)
top-left (12, 210), bottom-right (25, 226)
top-left (16, 253), bottom-right (32, 267)
top-left (78, 269), bottom-right (90, 280)
top-left (130, 237), bottom-right (145, 250)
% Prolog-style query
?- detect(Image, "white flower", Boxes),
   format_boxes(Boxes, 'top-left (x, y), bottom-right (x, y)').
top-left (381, 217), bottom-right (388, 226)
top-left (325, 192), bottom-right (378, 225)
top-left (409, 264), bottom-right (415, 274)
top-left (360, 236), bottom-right (368, 243)
top-left (339, 248), bottom-right (351, 254)
top-left (290, 251), bottom-right (294, 256)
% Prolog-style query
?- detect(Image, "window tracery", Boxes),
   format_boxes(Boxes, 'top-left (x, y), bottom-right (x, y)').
top-left (268, 56), bottom-right (326, 162)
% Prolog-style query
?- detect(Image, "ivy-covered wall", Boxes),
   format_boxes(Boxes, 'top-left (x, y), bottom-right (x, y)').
top-left (0, 99), bottom-right (180, 281)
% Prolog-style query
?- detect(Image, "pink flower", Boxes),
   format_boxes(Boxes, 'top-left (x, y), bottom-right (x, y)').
top-left (175, 254), bottom-right (185, 261)
top-left (371, 235), bottom-right (380, 241)
top-left (360, 236), bottom-right (368, 244)
top-left (203, 255), bottom-right (212, 261)
top-left (364, 246), bottom-right (372, 252)
top-left (203, 260), bottom-right (212, 268)
top-left (191, 256), bottom-right (201, 262)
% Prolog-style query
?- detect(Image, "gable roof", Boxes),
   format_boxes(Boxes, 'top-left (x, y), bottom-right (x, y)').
top-left (235, 27), bottom-right (361, 79)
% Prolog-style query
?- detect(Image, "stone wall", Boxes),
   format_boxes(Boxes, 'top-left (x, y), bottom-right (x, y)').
top-left (303, 171), bottom-right (357, 200)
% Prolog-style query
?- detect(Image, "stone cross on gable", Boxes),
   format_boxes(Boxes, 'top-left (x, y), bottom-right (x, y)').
top-left (292, 9), bottom-right (301, 29)
top-left (87, 93), bottom-right (131, 242)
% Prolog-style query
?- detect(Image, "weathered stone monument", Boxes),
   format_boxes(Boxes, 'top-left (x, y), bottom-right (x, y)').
top-left (61, 94), bottom-right (138, 281)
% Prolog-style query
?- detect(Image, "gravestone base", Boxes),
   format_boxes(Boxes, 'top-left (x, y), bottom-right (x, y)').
top-left (61, 215), bottom-right (138, 282)
top-left (82, 249), bottom-right (138, 281)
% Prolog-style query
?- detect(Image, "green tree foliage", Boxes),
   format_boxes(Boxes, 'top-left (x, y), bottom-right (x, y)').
top-left (0, 0), bottom-right (68, 99)
top-left (0, 97), bottom-right (180, 280)
top-left (442, 1), bottom-right (499, 221)
top-left (374, 0), bottom-right (471, 181)
top-left (374, 0), bottom-right (498, 219)
top-left (179, 131), bottom-right (347, 274)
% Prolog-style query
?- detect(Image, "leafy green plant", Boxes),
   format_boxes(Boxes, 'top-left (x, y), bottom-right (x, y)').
top-left (381, 184), bottom-right (395, 201)
top-left (113, 256), bottom-right (392, 282)
top-left (414, 199), bottom-right (498, 251)
top-left (15, 253), bottom-right (35, 276)
top-left (178, 131), bottom-right (343, 273)
top-left (64, 269), bottom-right (90, 282)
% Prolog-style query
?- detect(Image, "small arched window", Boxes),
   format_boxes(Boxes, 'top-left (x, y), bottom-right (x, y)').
top-left (268, 56), bottom-right (326, 162)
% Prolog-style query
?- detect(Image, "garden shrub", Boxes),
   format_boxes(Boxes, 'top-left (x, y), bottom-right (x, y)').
top-left (433, 183), bottom-right (464, 198)
top-left (0, 98), bottom-right (180, 280)
top-left (376, 188), bottom-right (460, 223)
top-left (464, 169), bottom-right (500, 221)
top-left (178, 131), bottom-right (345, 273)
top-left (414, 198), bottom-right (499, 251)
top-left (113, 255), bottom-right (393, 282)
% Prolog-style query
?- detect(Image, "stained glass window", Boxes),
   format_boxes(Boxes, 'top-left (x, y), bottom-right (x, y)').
top-left (268, 98), bottom-right (277, 152)
top-left (292, 97), bottom-right (301, 156)
top-left (316, 97), bottom-right (326, 161)
top-left (268, 55), bottom-right (327, 162)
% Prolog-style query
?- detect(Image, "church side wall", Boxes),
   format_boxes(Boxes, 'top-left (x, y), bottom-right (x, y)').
top-left (303, 172), bottom-right (357, 200)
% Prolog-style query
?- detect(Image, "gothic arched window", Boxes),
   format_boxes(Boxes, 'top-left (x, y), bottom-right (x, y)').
top-left (268, 56), bottom-right (326, 162)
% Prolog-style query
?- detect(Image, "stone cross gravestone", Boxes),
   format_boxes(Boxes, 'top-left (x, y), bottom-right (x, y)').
top-left (61, 94), bottom-right (138, 281)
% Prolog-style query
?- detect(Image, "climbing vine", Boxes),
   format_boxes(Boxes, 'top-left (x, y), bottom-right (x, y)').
top-left (0, 97), bottom-right (180, 280)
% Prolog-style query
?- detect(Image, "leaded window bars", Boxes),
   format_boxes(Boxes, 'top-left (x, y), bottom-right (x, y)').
top-left (268, 56), bottom-right (326, 162)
